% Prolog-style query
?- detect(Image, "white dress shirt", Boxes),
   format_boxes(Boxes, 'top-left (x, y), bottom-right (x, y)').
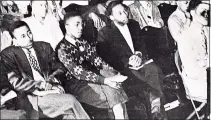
top-left (22, 48), bottom-right (45, 82)
top-left (114, 22), bottom-right (135, 53)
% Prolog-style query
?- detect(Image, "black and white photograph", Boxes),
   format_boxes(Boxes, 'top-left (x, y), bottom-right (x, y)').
top-left (0, 0), bottom-right (210, 119)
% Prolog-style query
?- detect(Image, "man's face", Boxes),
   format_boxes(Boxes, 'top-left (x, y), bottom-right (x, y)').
top-left (32, 1), bottom-right (47, 18)
top-left (177, 1), bottom-right (190, 12)
top-left (192, 3), bottom-right (209, 25)
top-left (65, 16), bottom-right (83, 39)
top-left (110, 4), bottom-right (129, 25)
top-left (13, 26), bottom-right (33, 48)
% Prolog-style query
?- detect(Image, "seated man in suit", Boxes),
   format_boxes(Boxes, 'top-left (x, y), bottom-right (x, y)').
top-left (0, 20), bottom-right (90, 119)
top-left (96, 1), bottom-right (166, 119)
top-left (56, 11), bottom-right (129, 119)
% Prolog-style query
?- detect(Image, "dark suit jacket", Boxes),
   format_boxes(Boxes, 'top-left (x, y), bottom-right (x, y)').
top-left (0, 42), bottom-right (66, 94)
top-left (96, 19), bottom-right (148, 74)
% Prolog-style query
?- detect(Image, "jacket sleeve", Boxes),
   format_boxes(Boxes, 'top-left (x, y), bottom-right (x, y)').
top-left (1, 51), bottom-right (43, 93)
top-left (96, 30), bottom-right (128, 70)
top-left (46, 43), bottom-right (66, 75)
top-left (82, 40), bottom-right (112, 70)
top-left (57, 46), bottom-right (105, 84)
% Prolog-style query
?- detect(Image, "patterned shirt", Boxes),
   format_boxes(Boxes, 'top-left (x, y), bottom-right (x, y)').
top-left (57, 38), bottom-right (112, 83)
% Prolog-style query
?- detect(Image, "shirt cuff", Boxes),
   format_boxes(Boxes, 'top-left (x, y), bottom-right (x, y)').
top-left (97, 76), bottom-right (105, 84)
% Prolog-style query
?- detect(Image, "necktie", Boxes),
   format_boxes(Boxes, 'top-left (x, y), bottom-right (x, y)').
top-left (26, 48), bottom-right (41, 73)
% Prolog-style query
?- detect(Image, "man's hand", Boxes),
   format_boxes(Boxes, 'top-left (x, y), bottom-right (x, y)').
top-left (129, 54), bottom-right (142, 68)
top-left (106, 74), bottom-right (128, 83)
top-left (89, 12), bottom-right (106, 30)
top-left (52, 85), bottom-right (65, 94)
top-left (44, 82), bottom-right (53, 91)
top-left (104, 78), bottom-right (121, 89)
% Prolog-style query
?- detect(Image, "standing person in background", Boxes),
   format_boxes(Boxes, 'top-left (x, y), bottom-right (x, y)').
top-left (129, 0), bottom-right (164, 29)
top-left (168, 1), bottom-right (191, 43)
top-left (23, 0), bottom-right (63, 50)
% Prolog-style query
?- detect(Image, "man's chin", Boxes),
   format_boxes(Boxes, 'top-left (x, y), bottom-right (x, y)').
top-left (123, 19), bottom-right (129, 24)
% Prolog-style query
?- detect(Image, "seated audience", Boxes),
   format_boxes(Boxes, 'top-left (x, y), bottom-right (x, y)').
top-left (23, 0), bottom-right (63, 50)
top-left (56, 11), bottom-right (129, 119)
top-left (96, 1), bottom-right (166, 119)
top-left (0, 20), bottom-right (90, 119)
top-left (168, 1), bottom-right (191, 43)
top-left (129, 0), bottom-right (164, 29)
top-left (177, 0), bottom-right (209, 87)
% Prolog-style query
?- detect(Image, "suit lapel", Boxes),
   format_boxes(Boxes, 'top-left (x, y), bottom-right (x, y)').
top-left (15, 47), bottom-right (33, 79)
top-left (111, 22), bottom-right (134, 54)
top-left (33, 43), bottom-right (48, 79)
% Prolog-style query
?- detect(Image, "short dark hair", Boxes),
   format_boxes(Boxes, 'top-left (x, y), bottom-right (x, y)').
top-left (106, 1), bottom-right (123, 16)
top-left (187, 0), bottom-right (202, 12)
top-left (63, 11), bottom-right (81, 24)
top-left (9, 20), bottom-right (30, 38)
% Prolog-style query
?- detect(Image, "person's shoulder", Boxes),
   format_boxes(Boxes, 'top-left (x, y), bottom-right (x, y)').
top-left (1, 46), bottom-right (18, 56)
top-left (128, 19), bottom-right (141, 28)
top-left (55, 38), bottom-right (66, 51)
top-left (168, 10), bottom-right (180, 23)
top-left (99, 24), bottom-right (112, 32)
top-left (34, 41), bottom-right (52, 48)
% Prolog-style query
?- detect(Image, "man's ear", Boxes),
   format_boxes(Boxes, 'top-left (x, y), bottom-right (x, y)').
top-left (109, 15), bottom-right (114, 21)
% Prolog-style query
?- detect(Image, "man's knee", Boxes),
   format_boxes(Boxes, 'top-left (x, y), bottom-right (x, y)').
top-left (61, 94), bottom-right (80, 105)
top-left (145, 63), bottom-right (163, 75)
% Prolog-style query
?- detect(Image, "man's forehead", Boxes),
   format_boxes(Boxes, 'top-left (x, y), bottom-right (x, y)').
top-left (66, 16), bottom-right (82, 23)
top-left (14, 26), bottom-right (29, 33)
top-left (113, 4), bottom-right (124, 11)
